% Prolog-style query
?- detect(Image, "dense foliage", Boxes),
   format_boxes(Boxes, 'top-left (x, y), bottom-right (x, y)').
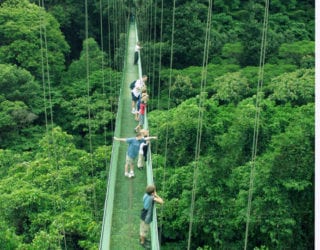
top-left (149, 68), bottom-right (314, 249)
top-left (0, 0), bottom-right (123, 248)
top-left (0, 0), bottom-right (314, 249)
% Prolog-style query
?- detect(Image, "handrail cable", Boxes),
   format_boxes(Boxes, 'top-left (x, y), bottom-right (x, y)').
top-left (244, 0), bottom-right (269, 249)
top-left (84, 0), bottom-right (98, 219)
top-left (150, 0), bottom-right (165, 245)
top-left (187, 0), bottom-right (213, 249)
top-left (135, 18), bottom-right (161, 250)
top-left (38, 1), bottom-right (67, 248)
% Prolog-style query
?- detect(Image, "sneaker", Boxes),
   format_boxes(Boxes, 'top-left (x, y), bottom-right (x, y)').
top-left (129, 171), bottom-right (134, 178)
top-left (125, 172), bottom-right (130, 177)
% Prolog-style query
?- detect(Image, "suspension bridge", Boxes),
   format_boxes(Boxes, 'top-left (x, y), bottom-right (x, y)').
top-left (99, 0), bottom-right (268, 248)
top-left (17, 0), bottom-right (309, 248)
top-left (79, 0), bottom-right (267, 248)
top-left (99, 22), bottom-right (160, 250)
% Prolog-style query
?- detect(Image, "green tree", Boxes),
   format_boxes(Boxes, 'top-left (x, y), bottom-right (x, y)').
top-left (228, 103), bottom-right (314, 249)
top-left (143, 0), bottom-right (210, 68)
top-left (0, 100), bottom-right (38, 148)
top-left (57, 38), bottom-right (120, 149)
top-left (267, 68), bottom-right (314, 106)
top-left (61, 38), bottom-right (110, 84)
top-left (170, 75), bottom-right (195, 106)
top-left (30, 0), bottom-right (86, 62)
top-left (212, 72), bottom-right (251, 104)
top-left (0, 64), bottom-right (43, 114)
top-left (0, 64), bottom-right (47, 150)
top-left (0, 0), bottom-right (69, 82)
top-left (278, 41), bottom-right (315, 67)
top-left (0, 127), bottom-right (110, 249)
top-left (221, 42), bottom-right (244, 64)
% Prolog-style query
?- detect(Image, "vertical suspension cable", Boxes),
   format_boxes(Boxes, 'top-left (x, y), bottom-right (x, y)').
top-left (121, 0), bottom-right (127, 69)
top-left (187, 0), bottom-right (213, 248)
top-left (147, 1), bottom-right (153, 76)
top-left (41, 1), bottom-right (54, 128)
top-left (167, 0), bottom-right (176, 111)
top-left (163, 0), bottom-right (176, 164)
top-left (99, 0), bottom-right (110, 180)
top-left (38, 0), bottom-right (51, 240)
top-left (155, 0), bottom-right (165, 244)
top-left (151, 0), bottom-right (157, 110)
top-left (84, 0), bottom-right (98, 219)
top-left (244, 1), bottom-right (269, 249)
top-left (118, 1), bottom-right (124, 73)
top-left (38, 1), bottom-right (48, 135)
top-left (163, 0), bottom-right (176, 157)
top-left (156, 0), bottom-right (164, 115)
top-left (112, 0), bottom-right (118, 71)
top-left (38, 1), bottom-right (67, 248)
top-left (107, 0), bottom-right (116, 132)
top-left (162, 0), bottom-right (176, 216)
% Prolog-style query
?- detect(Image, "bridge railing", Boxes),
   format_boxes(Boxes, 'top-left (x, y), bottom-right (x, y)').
top-left (98, 19), bottom-right (129, 250)
top-left (135, 21), bottom-right (161, 250)
top-left (99, 83), bottom-right (124, 250)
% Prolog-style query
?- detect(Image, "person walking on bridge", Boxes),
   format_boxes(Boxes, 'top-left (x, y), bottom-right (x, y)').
top-left (114, 131), bottom-right (157, 178)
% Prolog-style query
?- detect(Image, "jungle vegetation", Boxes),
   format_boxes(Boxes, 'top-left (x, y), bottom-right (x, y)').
top-left (0, 0), bottom-right (314, 249)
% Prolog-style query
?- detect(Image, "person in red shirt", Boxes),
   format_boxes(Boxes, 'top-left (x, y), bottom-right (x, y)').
top-left (135, 93), bottom-right (149, 132)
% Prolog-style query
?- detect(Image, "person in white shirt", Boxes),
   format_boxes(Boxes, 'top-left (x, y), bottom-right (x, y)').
top-left (137, 129), bottom-right (150, 169)
top-left (131, 75), bottom-right (148, 114)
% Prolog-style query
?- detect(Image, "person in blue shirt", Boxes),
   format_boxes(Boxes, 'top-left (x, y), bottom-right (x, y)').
top-left (140, 184), bottom-right (164, 247)
top-left (114, 131), bottom-right (157, 178)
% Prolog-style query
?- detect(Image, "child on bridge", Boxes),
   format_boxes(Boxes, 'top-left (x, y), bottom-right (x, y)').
top-left (140, 184), bottom-right (164, 247)
top-left (114, 131), bottom-right (157, 178)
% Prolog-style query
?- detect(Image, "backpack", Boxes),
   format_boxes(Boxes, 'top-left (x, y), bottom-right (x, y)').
top-left (129, 80), bottom-right (136, 90)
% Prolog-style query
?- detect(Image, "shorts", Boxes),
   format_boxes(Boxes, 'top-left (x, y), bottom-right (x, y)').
top-left (126, 155), bottom-right (134, 165)
top-left (140, 220), bottom-right (150, 237)
top-left (136, 99), bottom-right (141, 111)
top-left (131, 92), bottom-right (139, 102)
